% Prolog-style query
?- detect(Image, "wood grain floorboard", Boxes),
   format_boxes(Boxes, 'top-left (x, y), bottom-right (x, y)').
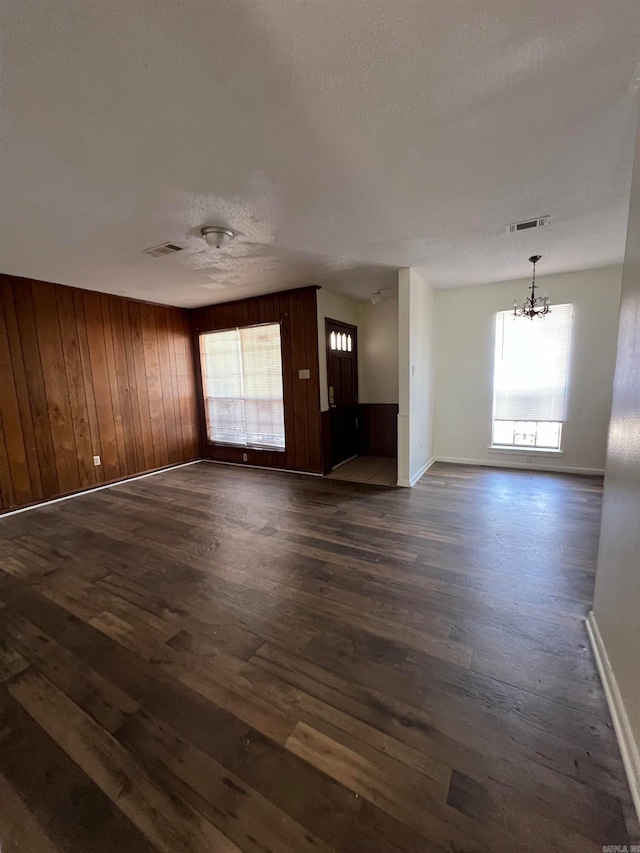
top-left (0, 461), bottom-right (637, 851)
top-left (0, 770), bottom-right (62, 853)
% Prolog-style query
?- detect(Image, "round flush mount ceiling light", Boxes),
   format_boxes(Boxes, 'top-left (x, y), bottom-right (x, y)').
top-left (201, 226), bottom-right (234, 249)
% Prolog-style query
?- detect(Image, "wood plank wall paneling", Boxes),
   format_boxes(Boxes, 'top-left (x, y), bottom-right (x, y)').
top-left (358, 404), bottom-right (399, 458)
top-left (0, 274), bottom-right (199, 512)
top-left (190, 287), bottom-right (323, 474)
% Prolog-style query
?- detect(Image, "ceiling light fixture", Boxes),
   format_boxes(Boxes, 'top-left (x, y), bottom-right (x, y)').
top-left (371, 291), bottom-right (383, 305)
top-left (513, 255), bottom-right (550, 319)
top-left (201, 226), bottom-right (234, 250)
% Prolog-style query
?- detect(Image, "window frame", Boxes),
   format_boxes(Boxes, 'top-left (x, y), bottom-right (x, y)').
top-left (490, 306), bottom-right (573, 453)
top-left (198, 321), bottom-right (287, 453)
top-left (491, 419), bottom-right (563, 451)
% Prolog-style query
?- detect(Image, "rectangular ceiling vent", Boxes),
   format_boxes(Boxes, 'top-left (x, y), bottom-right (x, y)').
top-left (143, 242), bottom-right (185, 258)
top-left (505, 216), bottom-right (550, 235)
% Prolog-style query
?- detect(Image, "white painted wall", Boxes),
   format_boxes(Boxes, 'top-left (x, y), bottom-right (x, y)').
top-left (316, 288), bottom-right (359, 412)
top-left (433, 267), bottom-right (622, 474)
top-left (358, 299), bottom-right (399, 404)
top-left (398, 269), bottom-right (435, 487)
top-left (591, 110), bottom-right (640, 820)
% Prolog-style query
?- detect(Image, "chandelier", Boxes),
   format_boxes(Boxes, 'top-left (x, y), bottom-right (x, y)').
top-left (513, 255), bottom-right (550, 319)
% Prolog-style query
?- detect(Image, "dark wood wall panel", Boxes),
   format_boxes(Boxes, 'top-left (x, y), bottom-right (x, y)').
top-left (190, 286), bottom-right (323, 474)
top-left (358, 403), bottom-right (399, 458)
top-left (0, 274), bottom-right (198, 512)
top-left (1, 281), bottom-right (44, 503)
top-left (320, 409), bottom-right (333, 474)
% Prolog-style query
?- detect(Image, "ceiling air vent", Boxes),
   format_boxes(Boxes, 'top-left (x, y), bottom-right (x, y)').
top-left (143, 242), bottom-right (185, 258)
top-left (505, 216), bottom-right (550, 235)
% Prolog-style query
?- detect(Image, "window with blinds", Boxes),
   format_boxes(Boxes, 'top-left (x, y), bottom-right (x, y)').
top-left (199, 323), bottom-right (286, 451)
top-left (492, 305), bottom-right (572, 449)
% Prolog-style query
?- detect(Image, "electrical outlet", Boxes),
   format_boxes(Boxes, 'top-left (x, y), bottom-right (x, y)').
top-left (242, 453), bottom-right (248, 462)
top-left (93, 455), bottom-right (101, 466)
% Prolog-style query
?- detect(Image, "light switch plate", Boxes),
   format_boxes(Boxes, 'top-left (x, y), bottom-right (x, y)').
top-left (93, 455), bottom-right (101, 466)
top-left (298, 368), bottom-right (310, 379)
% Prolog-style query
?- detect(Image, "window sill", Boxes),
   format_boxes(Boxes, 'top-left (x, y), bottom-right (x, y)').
top-left (207, 441), bottom-right (286, 454)
top-left (488, 445), bottom-right (564, 457)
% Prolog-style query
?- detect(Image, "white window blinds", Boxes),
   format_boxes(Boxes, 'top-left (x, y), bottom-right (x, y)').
top-left (493, 305), bottom-right (572, 422)
top-left (199, 323), bottom-right (286, 451)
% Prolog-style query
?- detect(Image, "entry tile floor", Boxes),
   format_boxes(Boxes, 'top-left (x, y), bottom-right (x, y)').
top-left (326, 455), bottom-right (397, 486)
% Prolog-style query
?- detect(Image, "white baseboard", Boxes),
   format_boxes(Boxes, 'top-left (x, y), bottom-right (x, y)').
top-left (398, 456), bottom-right (435, 488)
top-left (200, 458), bottom-right (323, 477)
top-left (434, 456), bottom-right (604, 476)
top-left (411, 455), bottom-right (435, 486)
top-left (586, 612), bottom-right (640, 823)
top-left (1, 457), bottom-right (330, 518)
top-left (0, 460), bottom-right (201, 519)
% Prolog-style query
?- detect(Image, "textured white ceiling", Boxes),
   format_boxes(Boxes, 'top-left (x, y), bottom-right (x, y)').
top-left (1, 1), bottom-right (639, 307)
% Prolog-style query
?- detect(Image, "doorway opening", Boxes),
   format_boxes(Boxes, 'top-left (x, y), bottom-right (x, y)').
top-left (326, 318), bottom-right (358, 469)
top-left (324, 318), bottom-right (397, 486)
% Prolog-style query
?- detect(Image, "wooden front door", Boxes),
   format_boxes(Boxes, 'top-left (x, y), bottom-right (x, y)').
top-left (326, 318), bottom-right (358, 468)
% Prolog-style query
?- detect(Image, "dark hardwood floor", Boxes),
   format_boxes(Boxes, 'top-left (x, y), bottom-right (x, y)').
top-left (0, 461), bottom-right (637, 852)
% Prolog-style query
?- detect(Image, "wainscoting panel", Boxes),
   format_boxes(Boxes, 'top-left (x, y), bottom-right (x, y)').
top-left (358, 403), bottom-right (399, 458)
